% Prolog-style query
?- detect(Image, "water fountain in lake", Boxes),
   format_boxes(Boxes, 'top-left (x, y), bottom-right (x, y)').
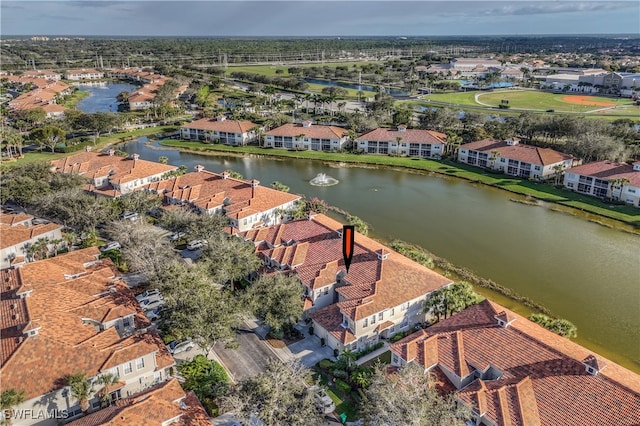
top-left (309, 173), bottom-right (339, 186)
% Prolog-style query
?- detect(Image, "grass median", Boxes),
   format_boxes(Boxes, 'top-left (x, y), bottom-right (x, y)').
top-left (159, 139), bottom-right (640, 228)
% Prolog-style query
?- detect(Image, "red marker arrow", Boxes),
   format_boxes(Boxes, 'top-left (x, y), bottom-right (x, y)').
top-left (342, 225), bottom-right (355, 272)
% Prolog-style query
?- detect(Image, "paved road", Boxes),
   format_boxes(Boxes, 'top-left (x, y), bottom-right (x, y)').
top-left (213, 323), bottom-right (279, 382)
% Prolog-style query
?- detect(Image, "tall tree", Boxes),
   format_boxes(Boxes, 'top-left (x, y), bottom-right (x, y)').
top-left (201, 235), bottom-right (263, 291)
top-left (29, 125), bottom-right (66, 153)
top-left (360, 364), bottom-right (472, 426)
top-left (221, 360), bottom-right (323, 426)
top-left (154, 263), bottom-right (244, 353)
top-left (423, 282), bottom-right (482, 322)
top-left (67, 373), bottom-right (94, 414)
top-left (96, 373), bottom-right (119, 408)
top-left (116, 191), bottom-right (162, 215)
top-left (0, 389), bottom-right (26, 426)
top-left (245, 274), bottom-right (303, 333)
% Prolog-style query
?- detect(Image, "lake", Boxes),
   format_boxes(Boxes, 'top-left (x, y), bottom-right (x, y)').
top-left (122, 137), bottom-right (640, 372)
top-left (76, 82), bottom-right (138, 113)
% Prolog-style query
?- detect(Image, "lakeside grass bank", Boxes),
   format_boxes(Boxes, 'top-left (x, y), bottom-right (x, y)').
top-left (158, 139), bottom-right (640, 229)
top-left (0, 126), bottom-right (177, 171)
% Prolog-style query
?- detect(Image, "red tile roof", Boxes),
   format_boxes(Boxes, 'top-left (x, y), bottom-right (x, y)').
top-left (183, 117), bottom-right (258, 134)
top-left (568, 161), bottom-right (640, 187)
top-left (358, 128), bottom-right (447, 144)
top-left (390, 300), bottom-right (640, 426)
top-left (146, 169), bottom-right (300, 215)
top-left (0, 212), bottom-right (33, 226)
top-left (462, 139), bottom-right (572, 166)
top-left (266, 123), bottom-right (348, 139)
top-left (0, 248), bottom-right (174, 400)
top-left (241, 214), bottom-right (452, 344)
top-left (0, 222), bottom-right (62, 249)
top-left (66, 379), bottom-right (211, 426)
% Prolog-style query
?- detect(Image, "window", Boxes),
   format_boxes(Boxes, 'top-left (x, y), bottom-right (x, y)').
top-left (124, 362), bottom-right (132, 375)
top-left (378, 312), bottom-right (383, 321)
top-left (400, 317), bottom-right (409, 329)
top-left (400, 302), bottom-right (409, 311)
top-left (363, 318), bottom-right (368, 328)
top-left (534, 165), bottom-right (541, 170)
top-left (628, 189), bottom-right (636, 194)
top-left (136, 357), bottom-right (145, 370)
top-left (371, 315), bottom-right (376, 325)
top-left (390, 308), bottom-right (395, 316)
top-left (123, 317), bottom-right (131, 328)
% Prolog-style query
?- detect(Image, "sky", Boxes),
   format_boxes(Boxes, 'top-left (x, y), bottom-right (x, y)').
top-left (1, 0), bottom-right (639, 37)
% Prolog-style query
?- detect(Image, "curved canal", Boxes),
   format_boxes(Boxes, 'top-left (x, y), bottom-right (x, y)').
top-left (120, 138), bottom-right (640, 372)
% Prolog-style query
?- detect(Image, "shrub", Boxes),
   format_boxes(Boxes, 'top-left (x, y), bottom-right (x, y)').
top-left (335, 380), bottom-right (352, 393)
top-left (318, 359), bottom-right (335, 370)
top-left (331, 369), bottom-right (349, 379)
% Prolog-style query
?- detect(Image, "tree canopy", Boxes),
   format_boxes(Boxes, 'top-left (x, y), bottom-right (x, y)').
top-left (360, 364), bottom-right (472, 426)
top-left (245, 273), bottom-right (303, 333)
top-left (221, 360), bottom-right (323, 426)
top-left (423, 282), bottom-right (483, 322)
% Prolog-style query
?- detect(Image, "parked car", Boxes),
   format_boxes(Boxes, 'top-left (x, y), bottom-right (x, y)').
top-left (141, 297), bottom-right (166, 312)
top-left (186, 239), bottom-right (207, 251)
top-left (146, 307), bottom-right (163, 322)
top-left (99, 241), bottom-right (121, 252)
top-left (166, 339), bottom-right (195, 354)
top-left (167, 232), bottom-right (186, 241)
top-left (120, 212), bottom-right (139, 221)
top-left (136, 288), bottom-right (161, 302)
top-left (309, 386), bottom-right (336, 414)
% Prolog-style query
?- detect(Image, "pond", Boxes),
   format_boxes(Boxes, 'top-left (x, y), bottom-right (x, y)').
top-left (75, 82), bottom-right (138, 113)
top-left (121, 137), bottom-right (640, 372)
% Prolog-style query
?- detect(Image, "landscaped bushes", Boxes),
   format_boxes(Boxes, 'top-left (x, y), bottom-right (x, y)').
top-left (354, 342), bottom-right (384, 359)
top-left (335, 380), bottom-right (352, 393)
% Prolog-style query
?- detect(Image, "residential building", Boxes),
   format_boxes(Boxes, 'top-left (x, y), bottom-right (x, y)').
top-left (356, 126), bottom-right (447, 158)
top-left (6, 78), bottom-right (71, 118)
top-left (180, 116), bottom-right (258, 146)
top-left (241, 214), bottom-right (452, 352)
top-left (65, 68), bottom-right (104, 80)
top-left (126, 76), bottom-right (185, 111)
top-left (66, 379), bottom-right (211, 426)
top-left (563, 161), bottom-right (640, 207)
top-left (0, 212), bottom-right (63, 269)
top-left (390, 299), bottom-right (640, 426)
top-left (22, 70), bottom-right (62, 81)
top-left (0, 248), bottom-right (176, 426)
top-left (264, 121), bottom-right (348, 152)
top-left (458, 138), bottom-right (574, 179)
top-left (51, 149), bottom-right (177, 197)
top-left (146, 165), bottom-right (301, 232)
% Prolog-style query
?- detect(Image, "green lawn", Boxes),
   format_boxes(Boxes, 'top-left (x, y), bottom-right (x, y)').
top-left (225, 61), bottom-right (381, 77)
top-left (419, 89), bottom-right (639, 117)
top-left (159, 140), bottom-right (640, 228)
top-left (1, 126), bottom-right (178, 170)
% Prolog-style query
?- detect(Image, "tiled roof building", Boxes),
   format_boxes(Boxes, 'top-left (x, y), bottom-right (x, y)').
top-left (265, 121), bottom-right (349, 151)
top-left (390, 299), bottom-right (640, 426)
top-left (563, 161), bottom-right (640, 207)
top-left (0, 248), bottom-right (177, 425)
top-left (458, 138), bottom-right (574, 179)
top-left (51, 150), bottom-right (177, 197)
top-left (66, 379), bottom-right (211, 426)
top-left (180, 116), bottom-right (258, 146)
top-left (356, 126), bottom-right (447, 158)
top-left (0, 212), bottom-right (64, 269)
top-left (146, 166), bottom-right (300, 232)
top-left (241, 214), bottom-right (452, 352)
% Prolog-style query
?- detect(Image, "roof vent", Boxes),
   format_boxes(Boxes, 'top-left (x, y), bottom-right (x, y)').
top-left (194, 164), bottom-right (205, 172)
top-left (397, 125), bottom-right (407, 132)
top-left (505, 138), bottom-right (520, 146)
top-left (302, 120), bottom-right (312, 128)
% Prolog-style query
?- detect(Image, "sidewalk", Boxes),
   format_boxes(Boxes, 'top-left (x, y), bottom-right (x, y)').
top-left (355, 341), bottom-right (390, 366)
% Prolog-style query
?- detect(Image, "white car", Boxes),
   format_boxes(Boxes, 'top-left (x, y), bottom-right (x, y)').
top-left (309, 386), bottom-right (335, 414)
top-left (166, 339), bottom-right (195, 354)
top-left (136, 289), bottom-right (161, 302)
top-left (146, 307), bottom-right (163, 322)
top-left (120, 212), bottom-right (139, 221)
top-left (167, 232), bottom-right (186, 241)
top-left (99, 241), bottom-right (121, 252)
top-left (186, 239), bottom-right (207, 251)
top-left (141, 297), bottom-right (166, 312)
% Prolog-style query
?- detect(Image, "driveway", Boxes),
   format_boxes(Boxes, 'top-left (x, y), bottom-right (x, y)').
top-left (212, 322), bottom-right (280, 382)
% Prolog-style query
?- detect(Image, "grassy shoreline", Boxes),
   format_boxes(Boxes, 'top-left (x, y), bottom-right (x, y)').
top-left (158, 139), bottom-right (640, 229)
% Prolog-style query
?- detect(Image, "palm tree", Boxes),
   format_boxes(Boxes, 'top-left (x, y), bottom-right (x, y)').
top-left (552, 163), bottom-right (565, 185)
top-left (254, 127), bottom-right (266, 147)
top-left (488, 150), bottom-right (501, 169)
top-left (96, 373), bottom-right (119, 408)
top-left (50, 238), bottom-right (63, 256)
top-left (0, 389), bottom-right (26, 426)
top-left (295, 133), bottom-right (306, 150)
top-left (67, 373), bottom-right (94, 413)
top-left (610, 177), bottom-right (631, 201)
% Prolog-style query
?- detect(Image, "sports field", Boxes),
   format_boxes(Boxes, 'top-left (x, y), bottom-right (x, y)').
top-left (422, 89), bottom-right (636, 114)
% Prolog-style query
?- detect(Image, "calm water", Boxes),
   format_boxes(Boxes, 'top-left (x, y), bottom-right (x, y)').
top-left (123, 138), bottom-right (640, 371)
top-left (76, 83), bottom-right (138, 113)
